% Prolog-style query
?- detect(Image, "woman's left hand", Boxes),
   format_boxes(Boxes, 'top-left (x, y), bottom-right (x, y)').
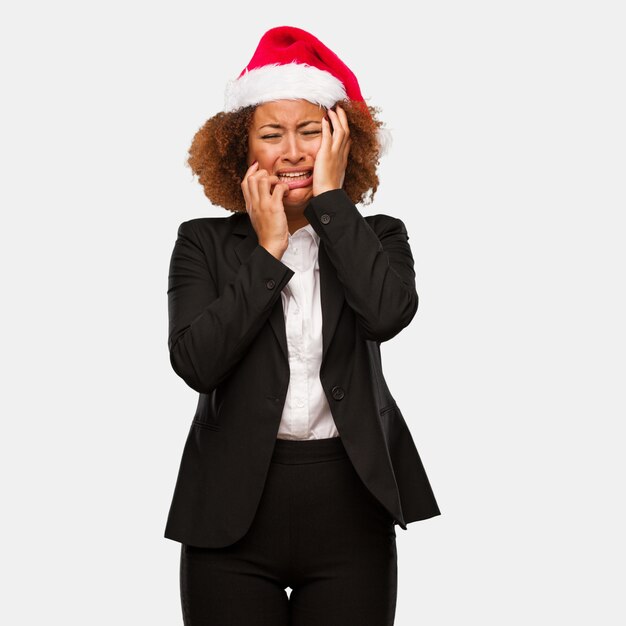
top-left (313, 104), bottom-right (351, 197)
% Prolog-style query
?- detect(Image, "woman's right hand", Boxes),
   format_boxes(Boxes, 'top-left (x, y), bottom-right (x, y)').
top-left (241, 162), bottom-right (290, 259)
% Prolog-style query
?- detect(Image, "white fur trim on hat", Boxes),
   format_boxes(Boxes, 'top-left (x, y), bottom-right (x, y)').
top-left (224, 62), bottom-right (347, 111)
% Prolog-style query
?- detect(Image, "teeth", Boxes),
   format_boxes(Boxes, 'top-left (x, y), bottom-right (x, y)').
top-left (278, 171), bottom-right (311, 178)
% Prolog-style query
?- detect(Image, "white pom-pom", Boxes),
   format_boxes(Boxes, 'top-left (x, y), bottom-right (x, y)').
top-left (376, 126), bottom-right (393, 157)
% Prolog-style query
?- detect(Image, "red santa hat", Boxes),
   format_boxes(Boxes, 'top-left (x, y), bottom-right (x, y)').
top-left (223, 26), bottom-right (392, 155)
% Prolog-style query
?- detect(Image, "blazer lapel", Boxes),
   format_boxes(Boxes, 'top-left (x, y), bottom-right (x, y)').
top-left (233, 215), bottom-right (289, 361)
top-left (318, 240), bottom-right (345, 365)
top-left (232, 213), bottom-right (345, 366)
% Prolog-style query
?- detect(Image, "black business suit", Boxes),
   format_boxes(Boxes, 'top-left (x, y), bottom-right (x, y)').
top-left (164, 188), bottom-right (441, 550)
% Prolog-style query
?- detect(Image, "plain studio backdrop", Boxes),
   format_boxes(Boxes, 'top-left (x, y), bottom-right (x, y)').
top-left (1, 1), bottom-right (624, 624)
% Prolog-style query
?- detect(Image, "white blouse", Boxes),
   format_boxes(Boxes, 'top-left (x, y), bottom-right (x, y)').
top-left (276, 223), bottom-right (339, 440)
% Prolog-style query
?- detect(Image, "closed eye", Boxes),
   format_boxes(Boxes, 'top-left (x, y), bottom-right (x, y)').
top-left (261, 130), bottom-right (320, 139)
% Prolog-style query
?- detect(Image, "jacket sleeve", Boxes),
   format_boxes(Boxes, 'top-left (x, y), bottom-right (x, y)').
top-left (303, 189), bottom-right (418, 342)
top-left (167, 220), bottom-right (294, 394)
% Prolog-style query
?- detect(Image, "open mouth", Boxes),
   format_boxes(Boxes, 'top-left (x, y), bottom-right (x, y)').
top-left (277, 170), bottom-right (313, 189)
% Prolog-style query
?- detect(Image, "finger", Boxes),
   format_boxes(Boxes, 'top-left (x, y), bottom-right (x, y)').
top-left (272, 182), bottom-right (290, 204)
top-left (341, 135), bottom-right (352, 158)
top-left (330, 108), bottom-right (348, 142)
top-left (257, 172), bottom-right (274, 200)
top-left (327, 108), bottom-right (346, 150)
top-left (320, 116), bottom-right (332, 153)
top-left (241, 161), bottom-right (259, 208)
top-left (342, 137), bottom-right (352, 169)
top-left (247, 170), bottom-right (264, 210)
top-left (252, 170), bottom-right (276, 187)
top-left (241, 181), bottom-right (251, 211)
top-left (243, 160), bottom-right (259, 182)
top-left (266, 175), bottom-right (282, 196)
top-left (335, 105), bottom-right (350, 137)
top-left (248, 167), bottom-right (272, 189)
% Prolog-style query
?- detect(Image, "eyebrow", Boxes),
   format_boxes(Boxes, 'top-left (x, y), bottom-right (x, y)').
top-left (258, 120), bottom-right (322, 130)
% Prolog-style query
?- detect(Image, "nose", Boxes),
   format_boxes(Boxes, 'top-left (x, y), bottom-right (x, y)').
top-left (281, 132), bottom-right (305, 164)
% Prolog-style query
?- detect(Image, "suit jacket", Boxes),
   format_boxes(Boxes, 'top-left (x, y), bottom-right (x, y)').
top-left (164, 188), bottom-right (441, 548)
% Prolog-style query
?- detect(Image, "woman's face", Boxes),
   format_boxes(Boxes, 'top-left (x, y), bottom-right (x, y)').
top-left (247, 99), bottom-right (326, 211)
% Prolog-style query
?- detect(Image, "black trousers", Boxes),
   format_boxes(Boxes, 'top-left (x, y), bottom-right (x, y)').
top-left (180, 436), bottom-right (398, 625)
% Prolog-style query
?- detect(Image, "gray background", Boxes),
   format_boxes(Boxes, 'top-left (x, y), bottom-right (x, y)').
top-left (1, 1), bottom-right (624, 624)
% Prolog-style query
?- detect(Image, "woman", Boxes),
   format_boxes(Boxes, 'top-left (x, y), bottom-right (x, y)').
top-left (165, 25), bottom-right (441, 626)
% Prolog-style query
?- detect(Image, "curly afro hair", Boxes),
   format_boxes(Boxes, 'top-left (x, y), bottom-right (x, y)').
top-left (186, 99), bottom-right (385, 213)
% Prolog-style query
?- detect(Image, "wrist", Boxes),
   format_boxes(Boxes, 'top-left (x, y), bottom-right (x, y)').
top-left (259, 241), bottom-right (286, 260)
top-left (313, 185), bottom-right (341, 197)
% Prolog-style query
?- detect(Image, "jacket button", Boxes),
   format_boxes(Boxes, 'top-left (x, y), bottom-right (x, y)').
top-left (320, 213), bottom-right (331, 225)
top-left (331, 385), bottom-right (345, 400)
top-left (265, 279), bottom-right (276, 289)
